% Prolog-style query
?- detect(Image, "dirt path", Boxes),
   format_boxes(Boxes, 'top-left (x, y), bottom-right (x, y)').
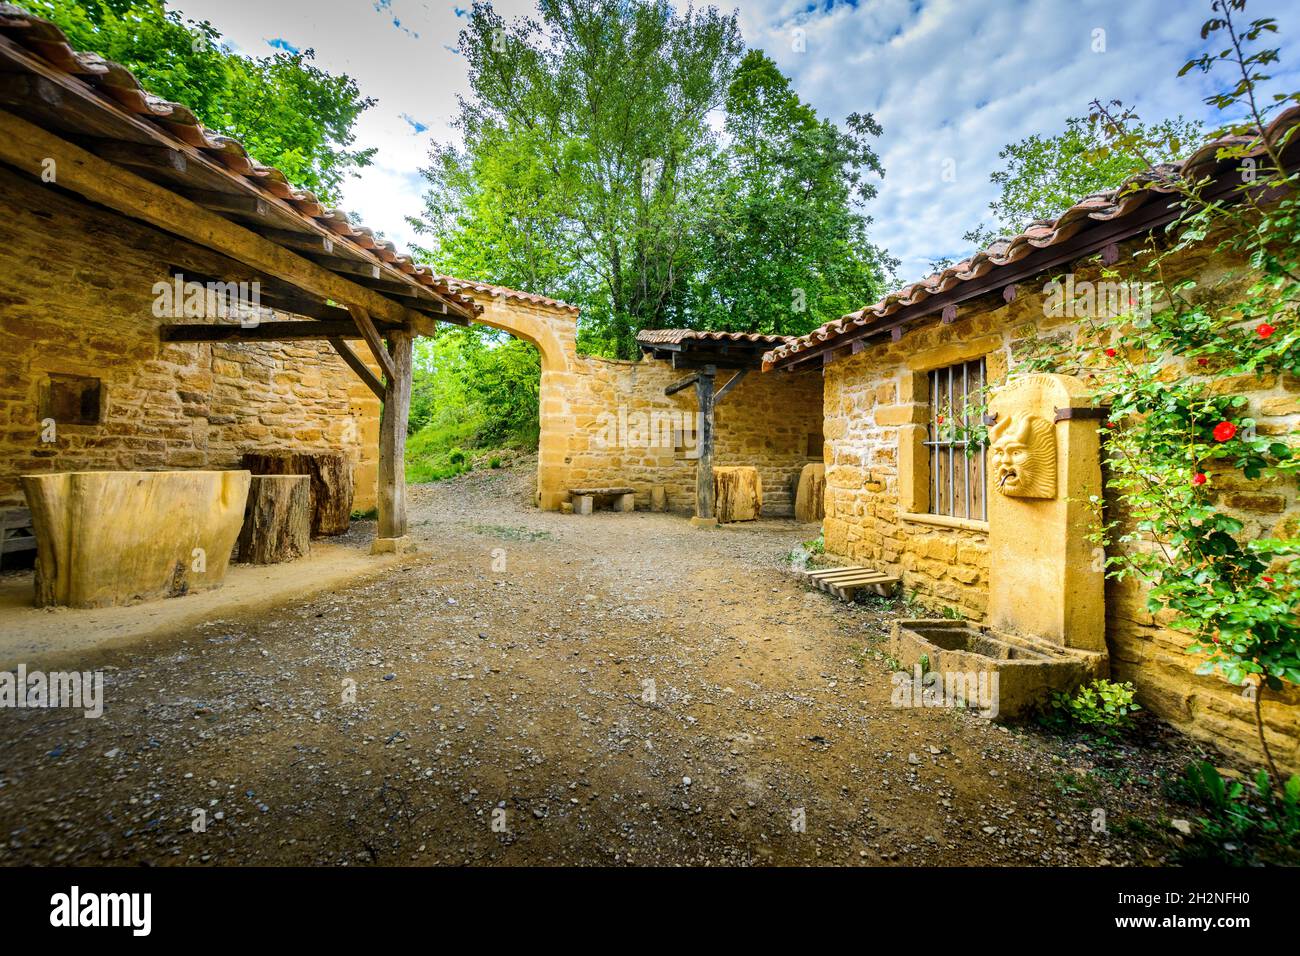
top-left (0, 459), bottom-right (1213, 865)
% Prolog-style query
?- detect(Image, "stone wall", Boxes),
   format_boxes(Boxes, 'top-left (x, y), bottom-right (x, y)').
top-left (0, 165), bottom-right (380, 514)
top-left (819, 238), bottom-right (1299, 773)
top-left (554, 355), bottom-right (823, 515)
top-left (462, 288), bottom-right (826, 516)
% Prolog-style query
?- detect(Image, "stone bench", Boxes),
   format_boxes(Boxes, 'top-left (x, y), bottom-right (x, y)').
top-left (567, 486), bottom-right (635, 515)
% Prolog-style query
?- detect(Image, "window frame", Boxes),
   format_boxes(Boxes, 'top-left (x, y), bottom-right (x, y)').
top-left (923, 358), bottom-right (987, 522)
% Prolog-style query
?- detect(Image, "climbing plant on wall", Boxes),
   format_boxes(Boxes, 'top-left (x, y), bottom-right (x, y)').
top-left (1027, 1), bottom-right (1298, 790)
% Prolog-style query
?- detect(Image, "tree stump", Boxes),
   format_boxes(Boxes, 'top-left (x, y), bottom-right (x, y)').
top-left (795, 462), bottom-right (826, 523)
top-left (241, 452), bottom-right (353, 536)
top-left (713, 466), bottom-right (762, 522)
top-left (237, 475), bottom-right (311, 564)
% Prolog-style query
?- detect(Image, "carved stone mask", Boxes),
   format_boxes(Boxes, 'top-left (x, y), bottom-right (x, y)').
top-left (988, 413), bottom-right (1057, 498)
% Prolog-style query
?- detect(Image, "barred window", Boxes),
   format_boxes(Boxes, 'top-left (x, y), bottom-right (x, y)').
top-left (926, 358), bottom-right (987, 521)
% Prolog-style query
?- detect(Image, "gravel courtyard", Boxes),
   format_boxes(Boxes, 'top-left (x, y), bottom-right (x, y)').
top-left (0, 459), bottom-right (1217, 866)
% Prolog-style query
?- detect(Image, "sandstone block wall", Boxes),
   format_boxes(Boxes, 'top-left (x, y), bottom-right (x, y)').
top-left (820, 239), bottom-right (1299, 772)
top-left (0, 166), bottom-right (380, 514)
top-left (550, 355), bottom-right (823, 515)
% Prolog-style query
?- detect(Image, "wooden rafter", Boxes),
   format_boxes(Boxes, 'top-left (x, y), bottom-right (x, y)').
top-left (161, 321), bottom-right (380, 342)
top-left (328, 338), bottom-right (384, 399)
top-left (347, 304), bottom-right (397, 384)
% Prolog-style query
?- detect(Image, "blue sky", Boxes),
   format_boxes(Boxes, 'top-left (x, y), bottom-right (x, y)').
top-left (175, 0), bottom-right (1300, 285)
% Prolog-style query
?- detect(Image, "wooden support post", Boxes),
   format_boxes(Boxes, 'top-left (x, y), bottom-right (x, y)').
top-left (693, 365), bottom-right (716, 526)
top-left (374, 328), bottom-right (413, 553)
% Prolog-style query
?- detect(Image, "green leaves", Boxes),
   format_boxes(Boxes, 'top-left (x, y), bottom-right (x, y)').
top-left (416, 4), bottom-right (890, 356)
top-left (32, 0), bottom-right (374, 204)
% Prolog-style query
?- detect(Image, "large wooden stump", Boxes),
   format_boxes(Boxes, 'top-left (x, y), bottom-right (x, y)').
top-left (713, 466), bottom-right (762, 523)
top-left (21, 470), bottom-right (249, 608)
top-left (241, 452), bottom-right (353, 536)
top-left (795, 462), bottom-right (826, 523)
top-left (237, 475), bottom-right (311, 564)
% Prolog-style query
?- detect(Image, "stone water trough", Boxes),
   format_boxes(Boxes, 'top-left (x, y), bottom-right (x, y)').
top-left (887, 373), bottom-right (1114, 719)
top-left (889, 619), bottom-right (1106, 718)
top-left (21, 470), bottom-right (250, 608)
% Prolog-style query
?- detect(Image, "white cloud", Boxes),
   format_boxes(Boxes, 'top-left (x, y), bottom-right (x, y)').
top-left (173, 0), bottom-right (1300, 285)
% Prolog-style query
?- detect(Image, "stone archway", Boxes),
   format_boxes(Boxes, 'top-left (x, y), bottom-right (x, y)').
top-left (436, 280), bottom-right (581, 510)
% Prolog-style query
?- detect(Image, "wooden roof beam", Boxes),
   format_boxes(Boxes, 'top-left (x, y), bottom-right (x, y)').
top-left (0, 107), bottom-right (435, 331)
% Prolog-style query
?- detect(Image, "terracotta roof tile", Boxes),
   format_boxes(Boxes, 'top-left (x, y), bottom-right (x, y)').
top-left (0, 3), bottom-right (483, 317)
top-left (435, 277), bottom-right (580, 314)
top-left (637, 329), bottom-right (791, 346)
top-left (763, 107), bottom-right (1300, 366)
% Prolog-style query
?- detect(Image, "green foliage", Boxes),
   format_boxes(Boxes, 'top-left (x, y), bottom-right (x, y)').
top-left (405, 326), bottom-right (540, 483)
top-left (489, 456), bottom-right (503, 469)
top-left (1046, 679), bottom-right (1141, 739)
top-left (962, 114), bottom-right (1203, 249)
top-left (685, 50), bottom-right (893, 336)
top-left (32, 0), bottom-right (375, 203)
top-left (1172, 761), bottom-right (1300, 865)
top-left (990, 1), bottom-right (1298, 789)
top-left (415, 1), bottom-right (891, 357)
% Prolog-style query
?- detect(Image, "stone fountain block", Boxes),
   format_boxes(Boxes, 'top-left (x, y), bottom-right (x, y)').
top-left (890, 619), bottom-right (1107, 719)
top-left (21, 470), bottom-right (251, 608)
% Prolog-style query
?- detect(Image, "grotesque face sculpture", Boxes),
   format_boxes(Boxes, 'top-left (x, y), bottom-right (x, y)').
top-left (988, 413), bottom-right (1057, 498)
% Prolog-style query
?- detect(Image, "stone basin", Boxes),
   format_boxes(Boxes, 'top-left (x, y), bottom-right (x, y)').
top-left (21, 470), bottom-right (250, 608)
top-left (889, 619), bottom-right (1107, 719)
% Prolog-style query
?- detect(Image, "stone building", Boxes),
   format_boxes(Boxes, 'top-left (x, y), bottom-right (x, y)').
top-left (762, 113), bottom-right (1300, 772)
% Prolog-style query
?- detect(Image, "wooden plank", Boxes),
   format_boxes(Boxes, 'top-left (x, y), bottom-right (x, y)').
top-left (86, 138), bottom-right (186, 173)
top-left (0, 73), bottom-right (62, 109)
top-left (664, 373), bottom-right (700, 397)
top-left (807, 569), bottom-right (892, 584)
top-left (307, 254), bottom-right (381, 279)
top-left (256, 227), bottom-right (334, 255)
top-left (347, 304), bottom-right (396, 384)
top-left (0, 107), bottom-right (452, 330)
top-left (181, 187), bottom-right (270, 217)
top-left (162, 321), bottom-right (367, 342)
top-left (713, 368), bottom-right (748, 405)
top-left (813, 569), bottom-right (892, 581)
top-left (328, 338), bottom-right (384, 399)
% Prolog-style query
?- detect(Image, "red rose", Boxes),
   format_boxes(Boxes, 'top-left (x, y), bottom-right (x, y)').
top-left (1256, 322), bottom-right (1276, 338)
top-left (1192, 472), bottom-right (1207, 486)
top-left (1262, 576), bottom-right (1275, 584)
top-left (1104, 348), bottom-right (1117, 358)
top-left (1213, 421), bottom-right (1237, 442)
top-left (1197, 358), bottom-right (1208, 367)
top-left (1105, 421), bottom-right (1117, 429)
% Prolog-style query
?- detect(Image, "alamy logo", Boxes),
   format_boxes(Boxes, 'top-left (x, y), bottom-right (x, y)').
top-left (1042, 276), bottom-right (1155, 320)
top-left (890, 666), bottom-right (999, 718)
top-left (50, 886), bottom-right (151, 936)
top-left (0, 664), bottom-right (103, 718)
top-left (593, 405), bottom-right (701, 454)
top-left (152, 274), bottom-right (263, 326)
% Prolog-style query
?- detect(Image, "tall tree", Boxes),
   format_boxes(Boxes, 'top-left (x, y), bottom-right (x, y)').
top-left (31, 0), bottom-right (376, 203)
top-left (687, 50), bottom-right (892, 336)
top-left (417, 0), bottom-right (744, 358)
top-left (961, 114), bottom-right (1203, 249)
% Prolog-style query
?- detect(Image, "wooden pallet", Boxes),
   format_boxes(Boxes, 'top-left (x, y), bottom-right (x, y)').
top-left (800, 564), bottom-right (900, 601)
